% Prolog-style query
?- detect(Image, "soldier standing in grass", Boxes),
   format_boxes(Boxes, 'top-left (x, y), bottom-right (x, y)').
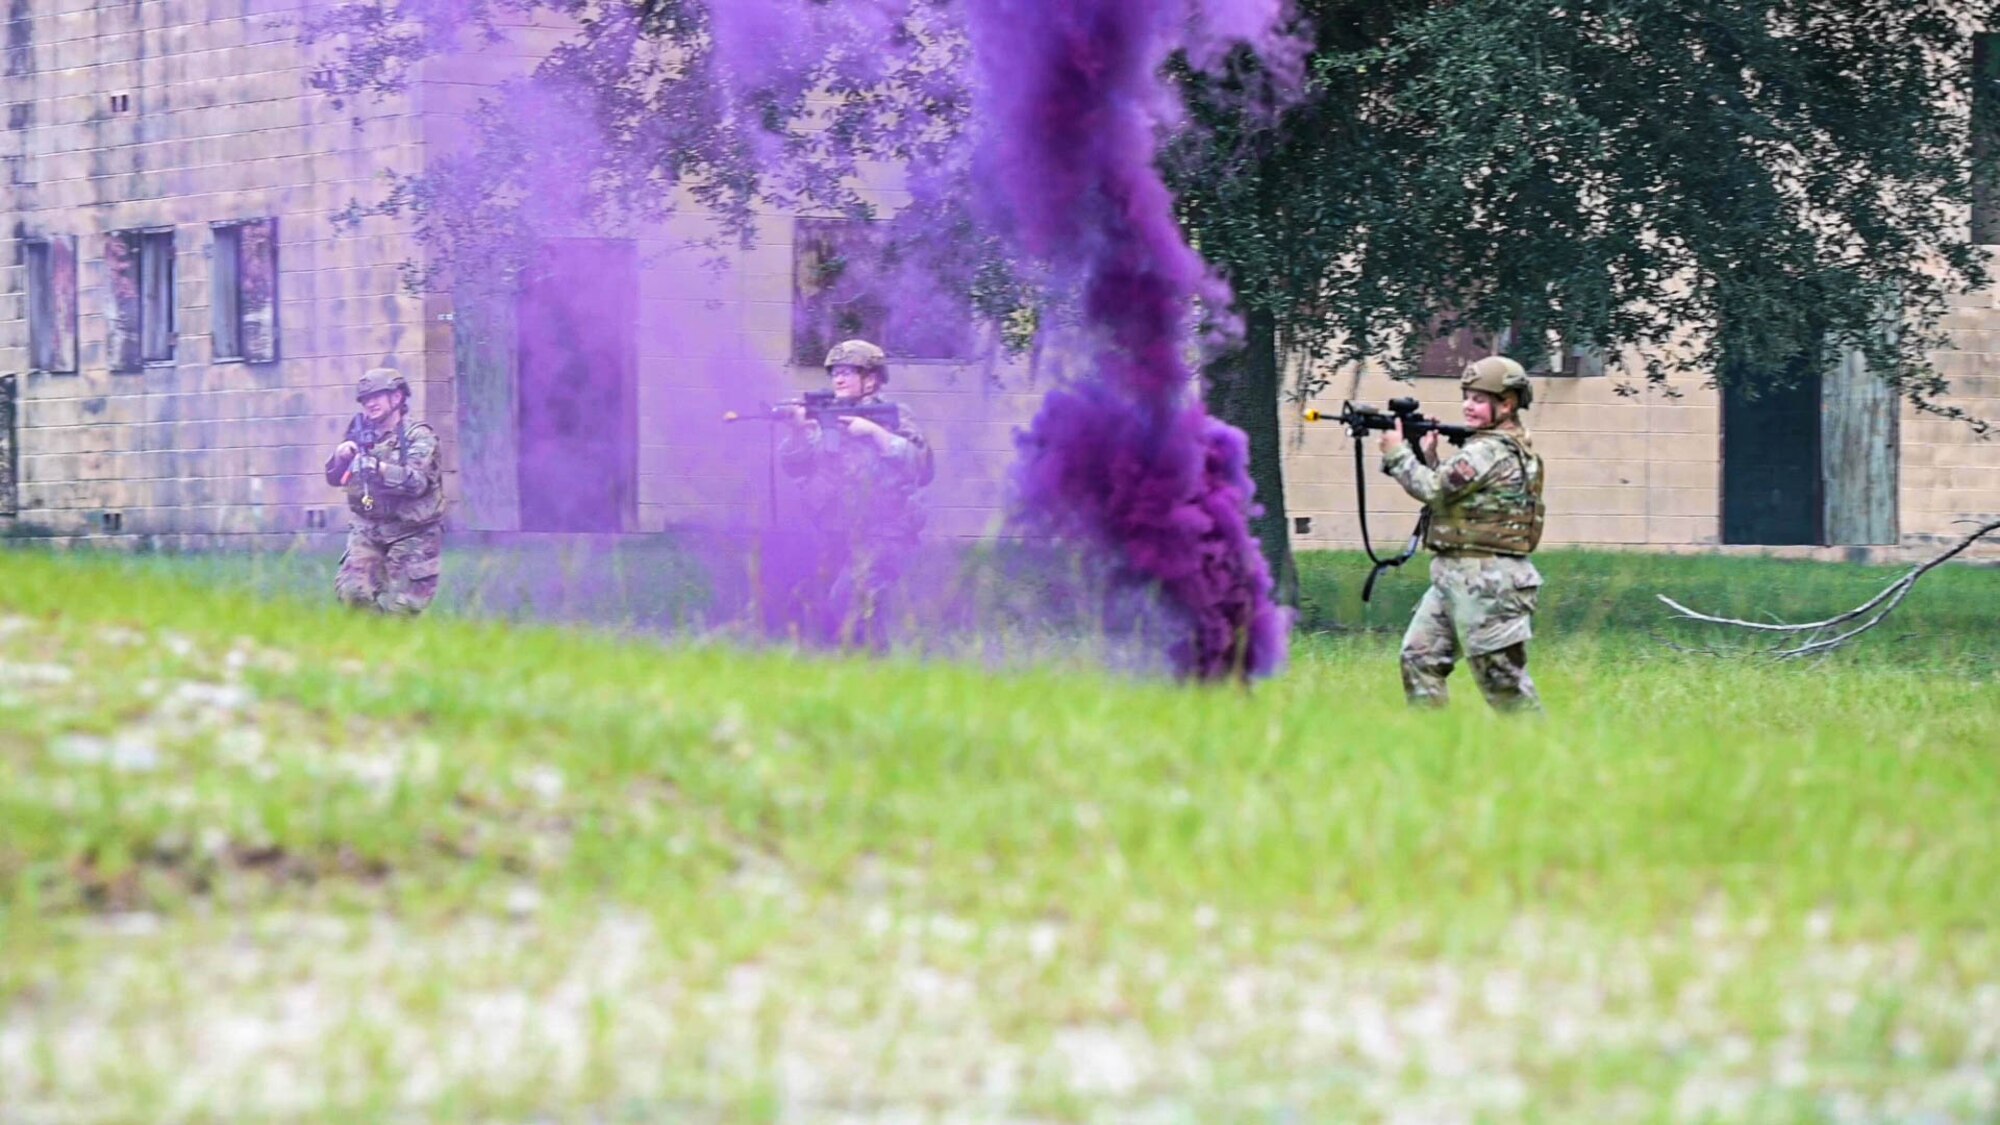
top-left (1380, 355), bottom-right (1547, 712)
top-left (323, 367), bottom-right (445, 616)
top-left (780, 339), bottom-right (933, 649)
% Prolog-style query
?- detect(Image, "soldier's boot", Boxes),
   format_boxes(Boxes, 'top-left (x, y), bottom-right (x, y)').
top-left (1468, 643), bottom-right (1541, 714)
top-left (1399, 655), bottom-right (1453, 708)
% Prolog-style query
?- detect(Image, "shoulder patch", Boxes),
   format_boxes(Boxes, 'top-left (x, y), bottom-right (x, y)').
top-left (1445, 459), bottom-right (1480, 489)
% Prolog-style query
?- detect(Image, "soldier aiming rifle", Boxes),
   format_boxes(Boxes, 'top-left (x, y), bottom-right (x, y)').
top-left (724, 340), bottom-right (933, 649)
top-left (1306, 357), bottom-right (1547, 712)
top-left (323, 367), bottom-right (446, 616)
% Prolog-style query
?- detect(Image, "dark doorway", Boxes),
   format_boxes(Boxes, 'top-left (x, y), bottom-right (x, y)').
top-left (516, 239), bottom-right (637, 532)
top-left (1721, 357), bottom-right (1822, 545)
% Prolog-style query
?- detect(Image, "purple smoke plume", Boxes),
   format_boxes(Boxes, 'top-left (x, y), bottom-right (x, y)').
top-left (962, 0), bottom-right (1293, 680)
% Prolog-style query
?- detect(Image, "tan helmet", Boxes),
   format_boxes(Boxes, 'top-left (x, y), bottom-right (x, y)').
top-left (1460, 355), bottom-right (1532, 410)
top-left (356, 367), bottom-right (410, 402)
top-left (824, 339), bottom-right (889, 384)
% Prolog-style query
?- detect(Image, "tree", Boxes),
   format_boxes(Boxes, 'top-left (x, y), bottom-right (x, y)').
top-left (1172, 0), bottom-right (1996, 602)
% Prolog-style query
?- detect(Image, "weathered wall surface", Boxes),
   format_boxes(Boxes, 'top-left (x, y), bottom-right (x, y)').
top-left (1283, 363), bottom-right (1720, 556)
top-left (1905, 279), bottom-right (2000, 559)
top-left (0, 0), bottom-right (428, 542)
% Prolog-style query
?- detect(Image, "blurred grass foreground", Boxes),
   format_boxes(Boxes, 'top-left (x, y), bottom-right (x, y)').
top-left (1, 543), bottom-right (1996, 1120)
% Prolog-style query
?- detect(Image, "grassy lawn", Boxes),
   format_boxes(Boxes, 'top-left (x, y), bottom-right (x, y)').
top-left (1, 544), bottom-right (1996, 1120)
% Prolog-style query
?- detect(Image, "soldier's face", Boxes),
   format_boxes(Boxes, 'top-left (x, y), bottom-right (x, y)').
top-left (1463, 390), bottom-right (1509, 429)
top-left (360, 390), bottom-right (401, 423)
top-left (829, 366), bottom-right (878, 401)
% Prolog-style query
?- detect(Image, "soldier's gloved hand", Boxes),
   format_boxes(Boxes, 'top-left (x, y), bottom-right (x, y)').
top-left (334, 440), bottom-right (360, 462)
top-left (839, 416), bottom-right (888, 442)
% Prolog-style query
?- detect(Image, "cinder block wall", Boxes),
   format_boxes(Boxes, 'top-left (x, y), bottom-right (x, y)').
top-left (1283, 365), bottom-right (1721, 554)
top-left (0, 0), bottom-right (430, 543)
top-left (1906, 279), bottom-right (2000, 558)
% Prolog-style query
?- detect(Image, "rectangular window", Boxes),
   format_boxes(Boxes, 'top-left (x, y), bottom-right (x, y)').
top-left (1414, 318), bottom-right (1604, 377)
top-left (107, 228), bottom-right (175, 371)
top-left (1414, 316), bottom-right (1509, 377)
top-left (24, 236), bottom-right (78, 374)
top-left (792, 217), bottom-right (975, 365)
top-left (211, 218), bottom-right (279, 363)
top-left (1975, 33), bottom-right (2000, 242)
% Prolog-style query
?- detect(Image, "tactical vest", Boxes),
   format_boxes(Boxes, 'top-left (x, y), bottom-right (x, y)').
top-left (1425, 428), bottom-right (1545, 556)
top-left (347, 422), bottom-right (445, 527)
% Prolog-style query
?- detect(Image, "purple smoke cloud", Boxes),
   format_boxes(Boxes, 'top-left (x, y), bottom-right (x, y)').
top-left (962, 0), bottom-right (1293, 680)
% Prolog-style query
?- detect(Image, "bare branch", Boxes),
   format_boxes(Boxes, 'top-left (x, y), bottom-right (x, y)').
top-left (1656, 516), bottom-right (2000, 659)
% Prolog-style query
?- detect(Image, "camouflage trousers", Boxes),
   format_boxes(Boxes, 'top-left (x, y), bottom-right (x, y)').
top-left (336, 521), bottom-right (443, 617)
top-left (803, 534), bottom-right (909, 653)
top-left (1400, 554), bottom-right (1542, 712)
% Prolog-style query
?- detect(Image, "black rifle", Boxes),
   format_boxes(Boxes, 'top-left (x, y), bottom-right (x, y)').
top-left (724, 390), bottom-right (903, 455)
top-left (724, 391), bottom-right (910, 523)
top-left (1303, 397), bottom-right (1475, 602)
top-left (339, 414), bottom-right (394, 510)
top-left (343, 413), bottom-right (386, 455)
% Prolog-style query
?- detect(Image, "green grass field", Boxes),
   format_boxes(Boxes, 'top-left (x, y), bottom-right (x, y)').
top-left (1, 544), bottom-right (1996, 1121)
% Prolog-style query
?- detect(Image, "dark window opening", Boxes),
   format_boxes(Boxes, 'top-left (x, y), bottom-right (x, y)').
top-left (0, 375), bottom-right (17, 518)
top-left (109, 93), bottom-right (131, 114)
top-left (107, 229), bottom-right (175, 371)
top-left (1415, 317), bottom-right (1604, 378)
top-left (516, 239), bottom-right (637, 533)
top-left (1415, 318), bottom-right (1509, 377)
top-left (211, 219), bottom-right (278, 362)
top-left (24, 235), bottom-right (78, 374)
top-left (1722, 352), bottom-right (1824, 546)
top-left (792, 217), bottom-right (975, 365)
top-left (1974, 33), bottom-right (2000, 242)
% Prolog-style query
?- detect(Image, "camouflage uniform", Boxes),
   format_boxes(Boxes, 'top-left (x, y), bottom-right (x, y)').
top-left (324, 374), bottom-right (445, 616)
top-left (1384, 418), bottom-right (1546, 712)
top-left (779, 393), bottom-right (931, 648)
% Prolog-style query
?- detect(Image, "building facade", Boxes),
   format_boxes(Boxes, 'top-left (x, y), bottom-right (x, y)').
top-left (3, 3), bottom-right (1996, 562)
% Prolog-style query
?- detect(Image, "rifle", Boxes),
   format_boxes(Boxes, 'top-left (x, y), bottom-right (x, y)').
top-left (1302, 397), bottom-right (1475, 602)
top-left (339, 413), bottom-right (388, 508)
top-left (723, 390), bottom-right (902, 452)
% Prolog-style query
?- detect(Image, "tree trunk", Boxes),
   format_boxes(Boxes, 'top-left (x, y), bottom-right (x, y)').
top-left (1204, 306), bottom-right (1299, 606)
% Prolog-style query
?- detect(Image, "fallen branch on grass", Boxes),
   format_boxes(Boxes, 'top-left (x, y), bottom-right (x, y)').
top-left (1656, 516), bottom-right (2000, 659)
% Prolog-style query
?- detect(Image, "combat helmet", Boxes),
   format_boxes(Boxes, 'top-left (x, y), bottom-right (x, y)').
top-left (1460, 355), bottom-right (1533, 410)
top-left (356, 367), bottom-right (411, 402)
top-left (824, 339), bottom-right (889, 384)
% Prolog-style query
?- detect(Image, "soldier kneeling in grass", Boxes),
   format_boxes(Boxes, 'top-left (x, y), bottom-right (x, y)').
top-left (1379, 356), bottom-right (1547, 712)
top-left (323, 367), bottom-right (445, 616)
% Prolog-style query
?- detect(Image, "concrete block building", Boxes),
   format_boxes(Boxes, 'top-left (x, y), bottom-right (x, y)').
top-left (2, 2), bottom-right (1996, 562)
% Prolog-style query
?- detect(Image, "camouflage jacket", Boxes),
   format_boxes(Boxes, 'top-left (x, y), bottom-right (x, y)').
top-left (778, 395), bottom-right (930, 543)
top-left (1383, 421), bottom-right (1545, 556)
top-left (324, 419), bottom-right (445, 531)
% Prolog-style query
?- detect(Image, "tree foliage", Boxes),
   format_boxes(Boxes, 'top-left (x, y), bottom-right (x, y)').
top-left (1176, 0), bottom-right (1996, 417)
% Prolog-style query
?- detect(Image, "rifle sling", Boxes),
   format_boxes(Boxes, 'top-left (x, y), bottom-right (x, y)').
top-left (1351, 429), bottom-right (1427, 604)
